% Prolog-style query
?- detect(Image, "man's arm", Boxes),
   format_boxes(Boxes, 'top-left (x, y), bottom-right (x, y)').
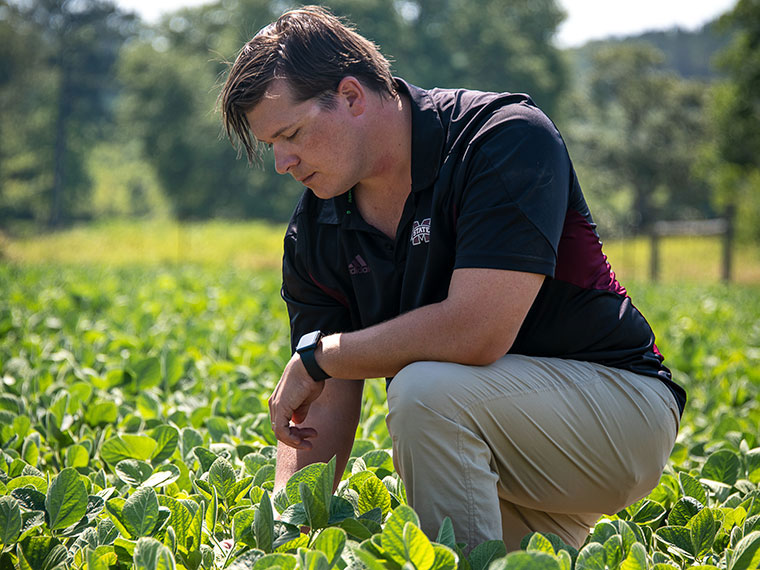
top-left (273, 377), bottom-right (364, 493)
top-left (269, 267), bottom-right (544, 447)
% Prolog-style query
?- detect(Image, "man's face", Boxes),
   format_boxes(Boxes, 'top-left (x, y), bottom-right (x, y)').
top-left (245, 79), bottom-right (367, 200)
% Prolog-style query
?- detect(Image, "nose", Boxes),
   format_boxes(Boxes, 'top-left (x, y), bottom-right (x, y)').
top-left (273, 144), bottom-right (299, 175)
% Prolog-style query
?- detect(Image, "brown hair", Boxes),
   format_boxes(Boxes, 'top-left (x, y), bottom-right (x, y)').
top-left (219, 5), bottom-right (395, 163)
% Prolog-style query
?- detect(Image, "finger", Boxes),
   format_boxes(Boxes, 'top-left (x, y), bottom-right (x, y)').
top-left (273, 425), bottom-right (317, 450)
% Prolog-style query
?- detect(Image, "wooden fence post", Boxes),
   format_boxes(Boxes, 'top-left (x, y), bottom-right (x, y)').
top-left (649, 231), bottom-right (660, 281)
top-left (722, 205), bottom-right (735, 283)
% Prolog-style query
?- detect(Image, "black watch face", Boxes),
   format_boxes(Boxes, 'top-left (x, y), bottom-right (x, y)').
top-left (297, 330), bottom-right (322, 351)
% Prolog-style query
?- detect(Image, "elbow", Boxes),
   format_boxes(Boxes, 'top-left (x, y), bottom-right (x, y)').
top-left (455, 337), bottom-right (515, 367)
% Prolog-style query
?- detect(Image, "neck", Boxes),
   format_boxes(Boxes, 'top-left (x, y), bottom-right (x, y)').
top-left (354, 92), bottom-right (413, 238)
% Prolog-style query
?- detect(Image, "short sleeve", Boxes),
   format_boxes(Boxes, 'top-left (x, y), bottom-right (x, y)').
top-left (282, 226), bottom-right (353, 353)
top-left (454, 104), bottom-right (571, 277)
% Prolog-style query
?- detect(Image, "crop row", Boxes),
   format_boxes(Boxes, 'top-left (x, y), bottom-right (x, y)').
top-left (1, 264), bottom-right (760, 569)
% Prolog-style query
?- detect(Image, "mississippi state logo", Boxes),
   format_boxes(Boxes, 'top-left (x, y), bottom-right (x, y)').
top-left (410, 218), bottom-right (431, 246)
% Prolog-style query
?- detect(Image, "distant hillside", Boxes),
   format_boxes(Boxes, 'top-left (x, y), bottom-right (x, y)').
top-left (566, 19), bottom-right (734, 81)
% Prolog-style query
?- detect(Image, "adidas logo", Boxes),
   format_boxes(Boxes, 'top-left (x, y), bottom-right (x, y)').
top-left (348, 254), bottom-right (371, 275)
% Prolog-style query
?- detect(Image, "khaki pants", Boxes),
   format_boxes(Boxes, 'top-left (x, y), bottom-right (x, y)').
top-left (385, 355), bottom-right (680, 551)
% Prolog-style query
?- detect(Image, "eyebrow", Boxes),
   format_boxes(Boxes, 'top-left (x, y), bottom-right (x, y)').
top-left (261, 121), bottom-right (297, 143)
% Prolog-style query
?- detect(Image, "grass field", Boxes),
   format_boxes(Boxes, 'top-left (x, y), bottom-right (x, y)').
top-left (2, 220), bottom-right (760, 569)
top-left (3, 220), bottom-right (760, 285)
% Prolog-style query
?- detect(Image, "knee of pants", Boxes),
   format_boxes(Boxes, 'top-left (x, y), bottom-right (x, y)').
top-left (386, 360), bottom-right (454, 438)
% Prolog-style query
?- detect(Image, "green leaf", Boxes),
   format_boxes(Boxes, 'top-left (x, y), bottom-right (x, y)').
top-left (251, 553), bottom-right (298, 570)
top-left (691, 507), bottom-right (717, 558)
top-left (158, 496), bottom-right (193, 554)
top-left (489, 551), bottom-right (560, 570)
top-left (150, 425), bottom-right (180, 464)
top-left (680, 472), bottom-right (708, 505)
top-left (299, 548), bottom-right (331, 570)
top-left (227, 476), bottom-right (255, 505)
top-left (527, 533), bottom-right (555, 555)
top-left (404, 522), bottom-right (435, 570)
top-left (729, 530), bottom-right (760, 570)
top-left (187, 498), bottom-right (204, 551)
top-left (312, 527), bottom-right (346, 569)
top-left (656, 525), bottom-right (695, 558)
top-left (105, 498), bottom-right (132, 539)
top-left (64, 444), bottom-right (89, 468)
top-left (208, 456), bottom-right (237, 501)
top-left (133, 536), bottom-right (176, 570)
top-left (17, 536), bottom-right (64, 570)
top-left (301, 482), bottom-right (329, 531)
top-left (603, 535), bottom-right (623, 569)
top-left (142, 464), bottom-right (181, 489)
top-left (430, 545), bottom-right (458, 570)
top-left (575, 542), bottom-right (607, 570)
top-left (356, 474), bottom-right (392, 518)
top-left (362, 450), bottom-right (395, 478)
top-left (205, 486), bottom-right (218, 536)
top-left (285, 463), bottom-right (325, 506)
top-left (181, 429), bottom-right (204, 461)
top-left (123, 487), bottom-right (160, 538)
top-left (669, 496), bottom-right (704, 526)
top-left (328, 496), bottom-right (355, 525)
top-left (436, 517), bottom-right (456, 550)
top-left (619, 542), bottom-right (648, 570)
top-left (115, 459), bottom-right (154, 487)
top-left (469, 539), bottom-right (508, 570)
top-left (381, 505), bottom-right (420, 566)
top-left (45, 467), bottom-right (88, 531)
top-left (254, 490), bottom-right (275, 554)
top-left (101, 435), bottom-right (158, 465)
top-left (6, 476), bottom-right (47, 495)
top-left (133, 357), bottom-right (162, 392)
top-left (338, 518), bottom-right (373, 541)
top-left (232, 508), bottom-right (257, 548)
top-left (87, 546), bottom-right (118, 570)
top-left (84, 401), bottom-right (119, 427)
top-left (629, 499), bottom-right (667, 526)
top-left (702, 450), bottom-right (741, 486)
top-left (0, 495), bottom-right (22, 547)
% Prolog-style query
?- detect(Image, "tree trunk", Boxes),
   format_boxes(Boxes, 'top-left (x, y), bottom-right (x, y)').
top-left (49, 66), bottom-right (71, 228)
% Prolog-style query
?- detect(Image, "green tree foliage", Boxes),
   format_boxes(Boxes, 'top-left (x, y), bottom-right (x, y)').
top-left (114, 0), bottom-right (569, 220)
top-left (115, 1), bottom-right (302, 220)
top-left (0, 0), bottom-right (137, 228)
top-left (565, 42), bottom-right (712, 235)
top-left (699, 0), bottom-right (760, 242)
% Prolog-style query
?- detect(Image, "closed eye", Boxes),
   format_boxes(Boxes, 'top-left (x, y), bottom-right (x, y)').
top-left (286, 128), bottom-right (300, 141)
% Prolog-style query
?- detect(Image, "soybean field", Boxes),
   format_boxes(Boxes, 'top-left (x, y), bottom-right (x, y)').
top-left (1, 226), bottom-right (760, 570)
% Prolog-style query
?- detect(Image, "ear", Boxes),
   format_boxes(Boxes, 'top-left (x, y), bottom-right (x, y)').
top-left (336, 76), bottom-right (366, 117)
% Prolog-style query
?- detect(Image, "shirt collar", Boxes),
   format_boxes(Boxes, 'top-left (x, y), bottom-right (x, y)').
top-left (394, 78), bottom-right (445, 192)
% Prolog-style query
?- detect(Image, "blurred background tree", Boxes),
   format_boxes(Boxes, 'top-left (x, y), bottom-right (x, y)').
top-left (0, 0), bottom-right (755, 242)
top-left (0, 0), bottom-right (138, 228)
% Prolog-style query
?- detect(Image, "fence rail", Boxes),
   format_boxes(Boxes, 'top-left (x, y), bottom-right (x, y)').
top-left (649, 208), bottom-right (735, 282)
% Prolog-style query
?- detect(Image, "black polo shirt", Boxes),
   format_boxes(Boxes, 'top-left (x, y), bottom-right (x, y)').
top-left (281, 79), bottom-right (686, 415)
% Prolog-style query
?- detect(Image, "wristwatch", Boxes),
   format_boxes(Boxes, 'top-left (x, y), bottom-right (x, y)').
top-left (296, 330), bottom-right (330, 382)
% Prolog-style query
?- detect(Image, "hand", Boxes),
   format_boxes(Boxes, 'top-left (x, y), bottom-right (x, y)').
top-left (268, 353), bottom-right (325, 449)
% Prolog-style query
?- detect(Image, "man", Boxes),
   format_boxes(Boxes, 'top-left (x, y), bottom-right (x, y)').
top-left (219, 5), bottom-right (685, 551)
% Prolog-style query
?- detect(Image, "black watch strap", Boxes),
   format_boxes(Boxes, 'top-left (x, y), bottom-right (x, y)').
top-left (296, 331), bottom-right (330, 382)
top-left (299, 347), bottom-right (330, 382)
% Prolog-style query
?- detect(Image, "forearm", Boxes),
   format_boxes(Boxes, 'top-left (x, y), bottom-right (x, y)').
top-left (318, 302), bottom-right (486, 380)
top-left (273, 378), bottom-right (363, 493)
top-left (316, 269), bottom-right (545, 381)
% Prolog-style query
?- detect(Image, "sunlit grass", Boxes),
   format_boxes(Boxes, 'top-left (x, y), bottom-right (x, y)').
top-left (3, 219), bottom-right (760, 284)
top-left (2, 219), bottom-right (287, 270)
top-left (604, 234), bottom-right (760, 284)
